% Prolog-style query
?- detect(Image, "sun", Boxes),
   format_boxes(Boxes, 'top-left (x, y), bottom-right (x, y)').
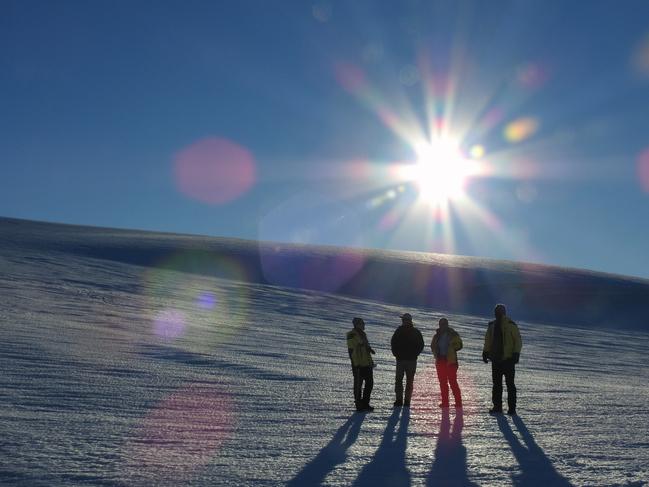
top-left (401, 138), bottom-right (476, 206)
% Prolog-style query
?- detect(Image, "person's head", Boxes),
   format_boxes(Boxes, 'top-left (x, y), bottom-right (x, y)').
top-left (400, 313), bottom-right (413, 326)
top-left (352, 317), bottom-right (365, 330)
top-left (494, 304), bottom-right (507, 319)
top-left (438, 317), bottom-right (449, 331)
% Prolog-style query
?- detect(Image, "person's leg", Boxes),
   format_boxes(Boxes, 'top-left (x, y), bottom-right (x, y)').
top-left (504, 361), bottom-right (517, 412)
top-left (448, 363), bottom-right (462, 407)
top-left (404, 360), bottom-right (417, 405)
top-left (361, 366), bottom-right (374, 407)
top-left (352, 366), bottom-right (362, 408)
top-left (436, 359), bottom-right (450, 406)
top-left (491, 362), bottom-right (504, 411)
top-left (395, 361), bottom-right (405, 404)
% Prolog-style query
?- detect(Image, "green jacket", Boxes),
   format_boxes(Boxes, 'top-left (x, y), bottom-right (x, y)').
top-left (347, 328), bottom-right (374, 367)
top-left (483, 317), bottom-right (522, 360)
top-left (431, 327), bottom-right (463, 364)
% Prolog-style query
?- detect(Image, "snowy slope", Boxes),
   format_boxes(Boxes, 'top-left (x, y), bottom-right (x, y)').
top-left (1, 217), bottom-right (648, 486)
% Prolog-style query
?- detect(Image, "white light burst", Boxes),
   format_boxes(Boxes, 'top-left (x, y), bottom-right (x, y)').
top-left (401, 138), bottom-right (478, 206)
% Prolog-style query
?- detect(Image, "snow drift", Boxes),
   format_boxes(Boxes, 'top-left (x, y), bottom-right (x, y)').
top-left (3, 217), bottom-right (648, 330)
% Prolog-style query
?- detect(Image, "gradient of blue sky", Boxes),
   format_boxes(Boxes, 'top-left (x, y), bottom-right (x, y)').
top-left (2, 0), bottom-right (649, 278)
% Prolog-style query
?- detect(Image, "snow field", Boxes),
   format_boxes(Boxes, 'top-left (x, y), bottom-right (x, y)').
top-left (1, 221), bottom-right (648, 486)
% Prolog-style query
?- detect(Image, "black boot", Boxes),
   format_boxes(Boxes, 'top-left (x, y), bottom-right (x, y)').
top-left (361, 398), bottom-right (374, 412)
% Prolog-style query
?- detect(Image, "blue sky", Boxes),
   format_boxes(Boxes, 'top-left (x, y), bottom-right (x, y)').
top-left (2, 0), bottom-right (649, 279)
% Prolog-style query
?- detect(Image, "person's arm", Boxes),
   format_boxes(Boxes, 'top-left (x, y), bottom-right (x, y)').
top-left (483, 324), bottom-right (492, 363)
top-left (454, 333), bottom-right (463, 351)
top-left (347, 333), bottom-right (357, 365)
top-left (416, 330), bottom-right (424, 355)
top-left (391, 331), bottom-right (398, 357)
top-left (511, 321), bottom-right (522, 363)
top-left (365, 336), bottom-right (376, 355)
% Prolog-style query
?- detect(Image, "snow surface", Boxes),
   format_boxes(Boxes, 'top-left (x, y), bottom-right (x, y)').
top-left (1, 217), bottom-right (648, 486)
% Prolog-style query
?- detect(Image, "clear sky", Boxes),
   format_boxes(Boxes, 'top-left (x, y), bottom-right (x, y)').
top-left (2, 0), bottom-right (649, 279)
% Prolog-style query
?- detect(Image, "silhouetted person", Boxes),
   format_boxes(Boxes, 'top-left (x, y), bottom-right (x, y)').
top-left (483, 304), bottom-right (522, 415)
top-left (347, 317), bottom-right (375, 412)
top-left (391, 313), bottom-right (424, 407)
top-left (431, 317), bottom-right (463, 408)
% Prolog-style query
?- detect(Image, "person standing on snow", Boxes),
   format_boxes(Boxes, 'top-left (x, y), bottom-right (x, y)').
top-left (391, 313), bottom-right (424, 408)
top-left (347, 317), bottom-right (376, 412)
top-left (482, 304), bottom-right (522, 415)
top-left (431, 317), bottom-right (463, 408)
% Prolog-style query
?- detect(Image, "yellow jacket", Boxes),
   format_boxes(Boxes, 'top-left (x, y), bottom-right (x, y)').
top-left (431, 327), bottom-right (463, 364)
top-left (483, 317), bottom-right (522, 360)
top-left (347, 329), bottom-right (374, 367)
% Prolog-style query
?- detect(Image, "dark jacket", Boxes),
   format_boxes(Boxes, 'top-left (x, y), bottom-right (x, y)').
top-left (391, 324), bottom-right (424, 361)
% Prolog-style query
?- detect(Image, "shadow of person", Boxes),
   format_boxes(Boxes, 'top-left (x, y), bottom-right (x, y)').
top-left (427, 409), bottom-right (478, 487)
top-left (496, 415), bottom-right (573, 486)
top-left (352, 408), bottom-right (411, 487)
top-left (287, 413), bottom-right (366, 486)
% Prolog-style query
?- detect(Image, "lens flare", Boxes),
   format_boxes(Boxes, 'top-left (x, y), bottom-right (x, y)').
top-left (124, 384), bottom-right (236, 483)
top-left (173, 137), bottom-right (256, 204)
top-left (504, 117), bottom-right (539, 143)
top-left (638, 148), bottom-right (649, 193)
top-left (516, 183), bottom-right (538, 203)
top-left (366, 186), bottom-right (402, 209)
top-left (632, 34), bottom-right (649, 77)
top-left (379, 208), bottom-right (402, 231)
top-left (399, 64), bottom-right (420, 87)
top-left (143, 251), bottom-right (250, 349)
top-left (334, 62), bottom-right (367, 94)
top-left (410, 359), bottom-right (479, 437)
top-left (517, 62), bottom-right (551, 89)
top-left (362, 42), bottom-right (384, 64)
top-left (258, 193), bottom-right (365, 292)
top-left (326, 51), bottom-right (555, 262)
top-left (483, 107), bottom-right (505, 129)
top-left (153, 309), bottom-right (186, 340)
top-left (469, 144), bottom-right (485, 159)
top-left (312, 2), bottom-right (332, 22)
top-left (197, 292), bottom-right (217, 310)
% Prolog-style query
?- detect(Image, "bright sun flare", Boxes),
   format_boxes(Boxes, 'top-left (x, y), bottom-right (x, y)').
top-left (406, 139), bottom-right (475, 206)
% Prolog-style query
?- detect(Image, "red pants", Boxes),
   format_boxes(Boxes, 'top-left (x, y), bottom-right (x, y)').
top-left (435, 358), bottom-right (462, 406)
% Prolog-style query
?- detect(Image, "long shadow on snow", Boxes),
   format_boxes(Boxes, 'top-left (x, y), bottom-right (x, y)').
top-left (140, 344), bottom-right (314, 382)
top-left (427, 409), bottom-right (478, 487)
top-left (287, 413), bottom-right (365, 486)
top-left (352, 408), bottom-right (411, 487)
top-left (497, 415), bottom-right (573, 486)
